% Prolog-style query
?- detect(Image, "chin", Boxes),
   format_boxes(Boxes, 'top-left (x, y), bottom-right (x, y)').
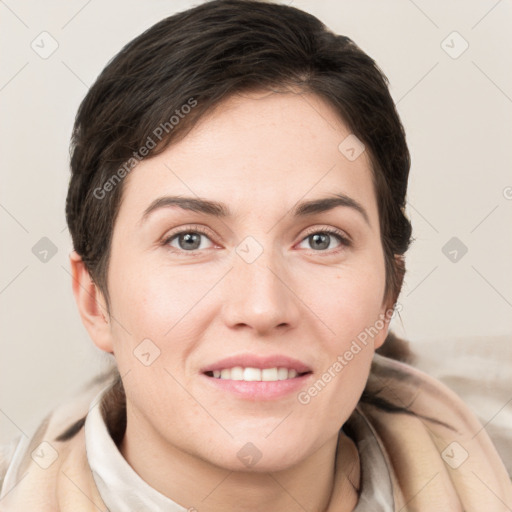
top-left (204, 437), bottom-right (308, 474)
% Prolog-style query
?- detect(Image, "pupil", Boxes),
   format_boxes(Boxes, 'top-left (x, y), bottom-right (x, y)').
top-left (311, 233), bottom-right (329, 250)
top-left (180, 233), bottom-right (200, 250)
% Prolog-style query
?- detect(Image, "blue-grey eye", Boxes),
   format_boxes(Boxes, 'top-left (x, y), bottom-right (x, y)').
top-left (167, 231), bottom-right (213, 251)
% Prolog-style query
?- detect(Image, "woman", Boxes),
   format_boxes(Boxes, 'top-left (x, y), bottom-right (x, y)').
top-left (0, 0), bottom-right (510, 510)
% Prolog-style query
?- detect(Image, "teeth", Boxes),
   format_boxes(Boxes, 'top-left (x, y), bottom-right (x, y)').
top-left (243, 367), bottom-right (261, 381)
top-left (231, 366), bottom-right (244, 380)
top-left (261, 368), bottom-right (278, 381)
top-left (277, 367), bottom-right (289, 380)
top-left (209, 367), bottom-right (303, 381)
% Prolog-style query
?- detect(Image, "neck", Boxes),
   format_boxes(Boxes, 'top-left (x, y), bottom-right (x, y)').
top-left (119, 409), bottom-right (359, 512)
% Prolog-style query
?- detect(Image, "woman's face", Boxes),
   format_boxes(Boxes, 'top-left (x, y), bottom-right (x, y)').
top-left (103, 89), bottom-right (392, 472)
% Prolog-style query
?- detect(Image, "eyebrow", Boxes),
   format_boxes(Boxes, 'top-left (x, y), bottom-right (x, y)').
top-left (140, 194), bottom-right (370, 226)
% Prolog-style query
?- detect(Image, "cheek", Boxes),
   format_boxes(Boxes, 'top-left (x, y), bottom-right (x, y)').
top-left (296, 272), bottom-right (385, 425)
top-left (303, 258), bottom-right (387, 344)
top-left (296, 254), bottom-right (386, 406)
top-left (106, 255), bottom-right (226, 392)
top-left (106, 260), bottom-right (199, 421)
top-left (306, 255), bottom-right (386, 409)
top-left (108, 256), bottom-right (213, 337)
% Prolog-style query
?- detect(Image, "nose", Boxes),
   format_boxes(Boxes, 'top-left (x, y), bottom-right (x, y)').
top-left (221, 246), bottom-right (301, 336)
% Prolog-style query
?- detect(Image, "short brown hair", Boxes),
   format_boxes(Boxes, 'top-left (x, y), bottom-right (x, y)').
top-left (66, 0), bottom-right (412, 309)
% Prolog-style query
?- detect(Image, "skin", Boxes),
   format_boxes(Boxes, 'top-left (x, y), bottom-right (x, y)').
top-left (71, 89), bottom-right (395, 512)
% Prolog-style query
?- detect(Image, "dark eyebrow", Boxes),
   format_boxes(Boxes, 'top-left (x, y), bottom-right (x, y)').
top-left (140, 196), bottom-right (230, 224)
top-left (292, 194), bottom-right (370, 225)
top-left (140, 194), bottom-right (370, 226)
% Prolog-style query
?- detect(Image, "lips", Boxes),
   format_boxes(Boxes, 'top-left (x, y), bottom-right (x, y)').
top-left (200, 354), bottom-right (313, 400)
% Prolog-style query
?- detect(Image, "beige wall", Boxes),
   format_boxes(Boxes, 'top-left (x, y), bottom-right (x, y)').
top-left (1, 0), bottom-right (511, 444)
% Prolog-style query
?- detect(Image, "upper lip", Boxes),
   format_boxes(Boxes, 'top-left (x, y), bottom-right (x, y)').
top-left (201, 354), bottom-right (312, 374)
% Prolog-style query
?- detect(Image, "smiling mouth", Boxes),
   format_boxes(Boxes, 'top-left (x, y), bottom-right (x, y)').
top-left (204, 367), bottom-right (312, 382)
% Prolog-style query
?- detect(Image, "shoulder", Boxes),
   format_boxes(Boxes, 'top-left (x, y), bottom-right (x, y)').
top-left (360, 354), bottom-right (512, 509)
top-left (0, 367), bottom-right (118, 507)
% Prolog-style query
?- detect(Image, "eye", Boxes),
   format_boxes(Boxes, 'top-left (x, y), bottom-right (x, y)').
top-left (161, 225), bottom-right (351, 256)
top-left (297, 228), bottom-right (351, 253)
top-left (163, 226), bottom-right (216, 254)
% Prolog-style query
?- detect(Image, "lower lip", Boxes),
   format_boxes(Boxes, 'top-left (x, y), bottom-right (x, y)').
top-left (200, 373), bottom-right (313, 400)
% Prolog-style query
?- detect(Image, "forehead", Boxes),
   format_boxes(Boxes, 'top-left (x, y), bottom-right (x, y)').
top-left (118, 90), bottom-right (378, 224)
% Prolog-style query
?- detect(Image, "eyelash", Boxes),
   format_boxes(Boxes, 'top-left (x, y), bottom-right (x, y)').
top-left (161, 224), bottom-right (352, 257)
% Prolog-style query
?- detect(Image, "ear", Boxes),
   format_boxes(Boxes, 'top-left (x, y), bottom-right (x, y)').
top-left (374, 253), bottom-right (405, 349)
top-left (373, 304), bottom-right (394, 350)
top-left (69, 251), bottom-right (114, 354)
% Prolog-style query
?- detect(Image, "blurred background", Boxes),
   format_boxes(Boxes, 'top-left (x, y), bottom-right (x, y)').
top-left (1, 0), bottom-right (511, 464)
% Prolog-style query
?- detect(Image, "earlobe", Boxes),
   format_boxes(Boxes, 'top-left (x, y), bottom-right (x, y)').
top-left (69, 251), bottom-right (114, 353)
